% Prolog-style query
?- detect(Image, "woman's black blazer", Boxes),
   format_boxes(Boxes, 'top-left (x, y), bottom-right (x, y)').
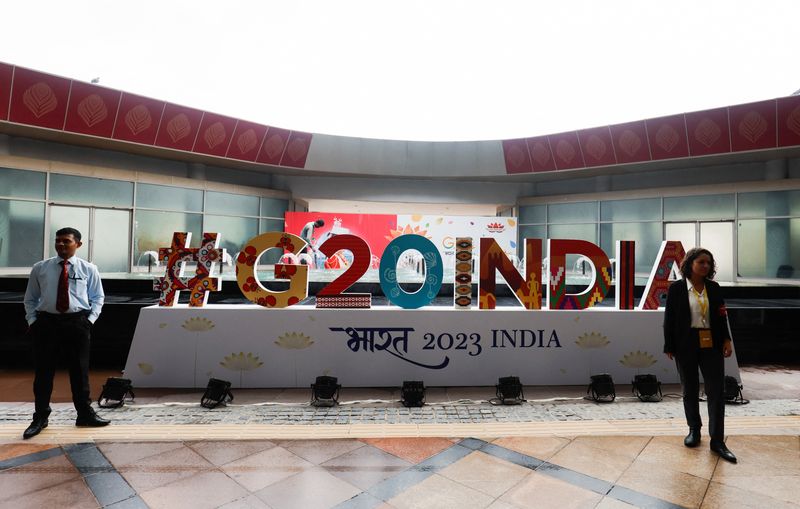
top-left (663, 279), bottom-right (729, 355)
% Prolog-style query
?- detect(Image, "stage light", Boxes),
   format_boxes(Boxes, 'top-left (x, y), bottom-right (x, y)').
top-left (400, 381), bottom-right (426, 407)
top-left (723, 376), bottom-right (749, 404)
top-left (587, 374), bottom-right (616, 403)
top-left (495, 376), bottom-right (525, 405)
top-left (201, 378), bottom-right (234, 409)
top-left (97, 377), bottom-right (135, 408)
top-left (631, 374), bottom-right (662, 402)
top-left (311, 376), bottom-right (341, 407)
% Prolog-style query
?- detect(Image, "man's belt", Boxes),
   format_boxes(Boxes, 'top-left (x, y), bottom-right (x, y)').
top-left (38, 310), bottom-right (89, 319)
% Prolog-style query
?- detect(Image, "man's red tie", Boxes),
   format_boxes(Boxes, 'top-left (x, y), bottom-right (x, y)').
top-left (57, 260), bottom-right (70, 313)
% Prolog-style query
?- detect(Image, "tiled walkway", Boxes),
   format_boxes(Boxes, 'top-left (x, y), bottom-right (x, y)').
top-left (1, 366), bottom-right (799, 508)
top-left (2, 435), bottom-right (799, 509)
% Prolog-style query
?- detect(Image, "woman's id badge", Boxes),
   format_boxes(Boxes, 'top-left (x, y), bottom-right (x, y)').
top-left (699, 329), bottom-right (713, 349)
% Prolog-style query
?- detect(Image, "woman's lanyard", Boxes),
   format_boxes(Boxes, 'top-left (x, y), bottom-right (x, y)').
top-left (690, 285), bottom-right (709, 327)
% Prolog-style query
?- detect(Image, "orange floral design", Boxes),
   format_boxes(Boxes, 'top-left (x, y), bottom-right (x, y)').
top-left (384, 224), bottom-right (430, 241)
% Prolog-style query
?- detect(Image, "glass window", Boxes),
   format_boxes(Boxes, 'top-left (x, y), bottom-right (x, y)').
top-left (48, 206), bottom-right (90, 258)
top-left (205, 191), bottom-right (259, 216)
top-left (93, 209), bottom-right (131, 273)
top-left (663, 194), bottom-right (734, 221)
top-left (738, 191), bottom-right (800, 218)
top-left (0, 199), bottom-right (44, 267)
top-left (260, 218), bottom-right (284, 233)
top-left (738, 219), bottom-right (800, 279)
top-left (260, 197), bottom-right (289, 218)
top-left (601, 198), bottom-right (660, 222)
top-left (50, 174), bottom-right (133, 207)
top-left (600, 222), bottom-right (662, 274)
top-left (257, 219), bottom-right (285, 264)
top-left (518, 224), bottom-right (546, 257)
top-left (547, 223), bottom-right (597, 284)
top-left (519, 205), bottom-right (546, 224)
top-left (548, 201), bottom-right (598, 223)
top-left (133, 211), bottom-right (202, 267)
top-left (0, 168), bottom-right (46, 199)
top-left (136, 183), bottom-right (203, 212)
top-left (547, 223), bottom-right (597, 243)
top-left (203, 215), bottom-right (259, 262)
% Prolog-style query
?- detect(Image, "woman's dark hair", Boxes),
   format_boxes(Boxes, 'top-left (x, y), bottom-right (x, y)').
top-left (314, 219), bottom-right (325, 227)
top-left (680, 247), bottom-right (716, 280)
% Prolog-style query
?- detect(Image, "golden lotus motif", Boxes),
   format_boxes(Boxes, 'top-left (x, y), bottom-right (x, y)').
top-left (138, 363), bottom-right (154, 375)
top-left (275, 332), bottom-right (314, 350)
top-left (575, 332), bottom-right (610, 349)
top-left (619, 350), bottom-right (657, 369)
top-left (220, 352), bottom-right (264, 372)
top-left (182, 317), bottom-right (215, 332)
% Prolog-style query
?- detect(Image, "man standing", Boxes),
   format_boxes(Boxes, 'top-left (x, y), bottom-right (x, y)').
top-left (22, 227), bottom-right (109, 439)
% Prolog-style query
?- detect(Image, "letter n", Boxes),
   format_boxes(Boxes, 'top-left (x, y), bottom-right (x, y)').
top-left (547, 239), bottom-right (612, 309)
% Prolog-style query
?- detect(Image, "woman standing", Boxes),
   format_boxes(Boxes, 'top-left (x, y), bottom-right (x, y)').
top-left (663, 247), bottom-right (737, 463)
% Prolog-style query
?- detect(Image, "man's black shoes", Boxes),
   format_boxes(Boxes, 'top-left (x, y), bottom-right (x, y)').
top-left (76, 409), bottom-right (110, 427)
top-left (711, 440), bottom-right (737, 463)
top-left (684, 428), bottom-right (701, 448)
top-left (23, 418), bottom-right (48, 439)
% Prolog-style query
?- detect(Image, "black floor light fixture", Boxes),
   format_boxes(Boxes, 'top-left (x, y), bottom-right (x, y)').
top-left (201, 378), bottom-right (234, 409)
top-left (631, 374), bottom-right (662, 402)
top-left (587, 373), bottom-right (616, 402)
top-left (98, 377), bottom-right (135, 408)
top-left (311, 375), bottom-right (341, 407)
top-left (495, 376), bottom-right (525, 405)
top-left (400, 380), bottom-right (426, 407)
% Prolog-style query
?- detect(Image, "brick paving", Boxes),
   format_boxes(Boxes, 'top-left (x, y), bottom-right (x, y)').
top-left (2, 397), bottom-right (798, 426)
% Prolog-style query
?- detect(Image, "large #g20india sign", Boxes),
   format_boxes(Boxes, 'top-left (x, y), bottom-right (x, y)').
top-left (154, 231), bottom-right (686, 311)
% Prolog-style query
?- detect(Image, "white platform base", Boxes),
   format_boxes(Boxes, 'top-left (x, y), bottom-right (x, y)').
top-left (123, 304), bottom-right (740, 388)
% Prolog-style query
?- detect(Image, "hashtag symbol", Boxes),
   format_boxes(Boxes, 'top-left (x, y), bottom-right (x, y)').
top-left (154, 232), bottom-right (226, 307)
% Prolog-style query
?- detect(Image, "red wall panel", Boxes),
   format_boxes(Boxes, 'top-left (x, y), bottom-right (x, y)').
top-left (8, 67), bottom-right (70, 130)
top-left (64, 81), bottom-right (121, 137)
top-left (729, 100), bottom-right (777, 152)
top-left (526, 136), bottom-right (556, 172)
top-left (577, 126), bottom-right (616, 167)
top-left (112, 93), bottom-right (164, 145)
top-left (193, 112), bottom-right (237, 157)
top-left (257, 127), bottom-right (290, 165)
top-left (685, 107), bottom-right (731, 156)
top-left (610, 120), bottom-right (651, 164)
top-left (548, 132), bottom-right (584, 170)
top-left (155, 103), bottom-right (204, 152)
top-left (645, 115), bottom-right (688, 160)
top-left (280, 131), bottom-right (313, 168)
top-left (777, 95), bottom-right (800, 148)
top-left (226, 120), bottom-right (268, 162)
top-left (0, 62), bottom-right (13, 121)
top-left (502, 139), bottom-right (532, 174)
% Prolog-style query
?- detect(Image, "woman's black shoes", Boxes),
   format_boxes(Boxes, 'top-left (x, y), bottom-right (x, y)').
top-left (710, 441), bottom-right (737, 463)
top-left (684, 428), bottom-right (701, 447)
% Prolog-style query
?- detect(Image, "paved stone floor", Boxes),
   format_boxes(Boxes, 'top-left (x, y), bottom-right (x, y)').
top-left (1, 365), bottom-right (798, 508)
